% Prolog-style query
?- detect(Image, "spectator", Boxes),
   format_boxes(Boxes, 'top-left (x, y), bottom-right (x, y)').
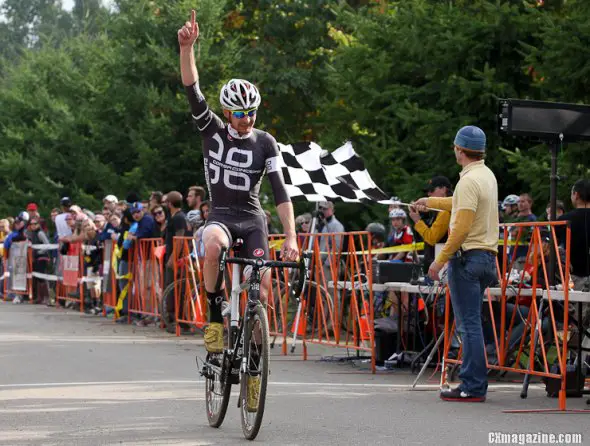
top-left (26, 217), bottom-right (51, 305)
top-left (115, 209), bottom-right (134, 320)
top-left (409, 176), bottom-right (452, 271)
top-left (81, 220), bottom-right (103, 314)
top-left (318, 201), bottom-right (345, 255)
top-left (296, 213), bottom-right (312, 233)
top-left (187, 210), bottom-right (203, 234)
top-left (109, 214), bottom-right (121, 232)
top-left (295, 213), bottom-right (312, 247)
top-left (103, 195), bottom-right (118, 209)
top-left (102, 205), bottom-right (113, 220)
top-left (517, 193), bottom-right (537, 221)
top-left (186, 185), bottom-right (206, 211)
top-left (386, 209), bottom-right (414, 262)
top-left (129, 202), bottom-right (156, 240)
top-left (4, 212), bottom-right (29, 304)
top-left (4, 212), bottom-right (29, 253)
top-left (365, 222), bottom-right (387, 256)
top-left (152, 205), bottom-right (167, 238)
top-left (556, 179), bottom-right (590, 291)
top-left (116, 200), bottom-right (127, 214)
top-left (199, 200), bottom-right (210, 222)
top-left (500, 194), bottom-right (520, 222)
top-left (163, 191), bottom-right (189, 332)
top-left (93, 214), bottom-right (106, 234)
top-left (545, 200), bottom-right (565, 221)
top-left (509, 193), bottom-right (537, 261)
top-left (26, 203), bottom-right (48, 232)
top-left (55, 197), bottom-right (73, 240)
top-left (149, 191), bottom-right (163, 211)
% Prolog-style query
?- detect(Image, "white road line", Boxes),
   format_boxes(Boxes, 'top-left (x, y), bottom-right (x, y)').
top-left (0, 379), bottom-right (540, 390)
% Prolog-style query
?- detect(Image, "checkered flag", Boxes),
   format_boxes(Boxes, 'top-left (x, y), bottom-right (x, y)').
top-left (276, 141), bottom-right (395, 204)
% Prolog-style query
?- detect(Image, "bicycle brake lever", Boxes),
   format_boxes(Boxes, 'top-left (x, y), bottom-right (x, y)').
top-left (292, 252), bottom-right (312, 299)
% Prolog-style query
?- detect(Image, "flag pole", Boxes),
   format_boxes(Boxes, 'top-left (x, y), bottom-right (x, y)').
top-left (290, 201), bottom-right (318, 353)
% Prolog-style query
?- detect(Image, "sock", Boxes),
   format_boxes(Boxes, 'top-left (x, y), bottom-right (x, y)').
top-left (207, 291), bottom-right (223, 324)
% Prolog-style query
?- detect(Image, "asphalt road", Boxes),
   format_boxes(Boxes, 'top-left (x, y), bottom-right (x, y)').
top-left (0, 302), bottom-right (587, 446)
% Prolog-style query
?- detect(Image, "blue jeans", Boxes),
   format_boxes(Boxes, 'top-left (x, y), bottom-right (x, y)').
top-left (448, 250), bottom-right (497, 397)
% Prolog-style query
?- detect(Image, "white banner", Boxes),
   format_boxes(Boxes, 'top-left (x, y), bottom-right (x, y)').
top-left (9, 241), bottom-right (28, 291)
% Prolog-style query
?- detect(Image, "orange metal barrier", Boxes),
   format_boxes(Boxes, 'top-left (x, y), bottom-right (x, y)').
top-left (101, 240), bottom-right (118, 314)
top-left (3, 241), bottom-right (33, 302)
top-left (294, 231), bottom-right (375, 372)
top-left (266, 234), bottom-right (299, 355)
top-left (441, 221), bottom-right (576, 411)
top-left (173, 237), bottom-right (207, 334)
top-left (128, 238), bottom-right (164, 322)
top-left (55, 242), bottom-right (85, 311)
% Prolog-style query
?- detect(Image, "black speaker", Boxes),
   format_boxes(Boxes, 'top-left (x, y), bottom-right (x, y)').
top-left (372, 261), bottom-right (421, 284)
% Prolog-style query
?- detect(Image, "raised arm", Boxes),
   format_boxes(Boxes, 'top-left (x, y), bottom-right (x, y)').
top-left (179, 10), bottom-right (224, 135)
top-left (178, 10), bottom-right (200, 87)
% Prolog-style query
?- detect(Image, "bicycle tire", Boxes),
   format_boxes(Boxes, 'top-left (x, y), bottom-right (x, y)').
top-left (240, 304), bottom-right (269, 440)
top-left (159, 280), bottom-right (182, 327)
top-left (205, 316), bottom-right (233, 428)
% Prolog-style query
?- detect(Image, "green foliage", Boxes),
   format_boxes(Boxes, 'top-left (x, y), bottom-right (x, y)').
top-left (0, 0), bottom-right (589, 229)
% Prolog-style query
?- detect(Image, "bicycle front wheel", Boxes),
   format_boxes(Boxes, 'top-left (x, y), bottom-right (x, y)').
top-left (240, 304), bottom-right (269, 440)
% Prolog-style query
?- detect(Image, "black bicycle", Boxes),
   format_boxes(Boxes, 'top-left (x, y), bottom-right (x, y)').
top-left (200, 239), bottom-right (310, 440)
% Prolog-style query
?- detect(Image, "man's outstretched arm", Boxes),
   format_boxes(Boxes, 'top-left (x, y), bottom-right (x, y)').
top-left (178, 10), bottom-right (200, 87)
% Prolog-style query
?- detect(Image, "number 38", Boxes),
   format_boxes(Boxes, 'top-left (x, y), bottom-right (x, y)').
top-left (210, 134), bottom-right (252, 191)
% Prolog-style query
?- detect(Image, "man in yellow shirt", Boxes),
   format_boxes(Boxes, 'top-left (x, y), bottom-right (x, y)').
top-left (413, 125), bottom-right (499, 403)
top-left (409, 176), bottom-right (452, 273)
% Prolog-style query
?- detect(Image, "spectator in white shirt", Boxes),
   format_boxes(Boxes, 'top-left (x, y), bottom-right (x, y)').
top-left (55, 197), bottom-right (73, 240)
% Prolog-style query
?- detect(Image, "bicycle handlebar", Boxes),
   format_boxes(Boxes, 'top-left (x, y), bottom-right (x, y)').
top-left (225, 252), bottom-right (312, 299)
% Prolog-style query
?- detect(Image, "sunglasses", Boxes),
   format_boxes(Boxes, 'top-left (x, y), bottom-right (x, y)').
top-left (302, 220), bottom-right (311, 224)
top-left (153, 210), bottom-right (164, 216)
top-left (230, 108), bottom-right (257, 119)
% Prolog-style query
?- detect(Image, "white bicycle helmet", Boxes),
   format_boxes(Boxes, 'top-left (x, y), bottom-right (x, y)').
top-left (219, 79), bottom-right (261, 111)
top-left (502, 194), bottom-right (519, 209)
top-left (389, 209), bottom-right (407, 219)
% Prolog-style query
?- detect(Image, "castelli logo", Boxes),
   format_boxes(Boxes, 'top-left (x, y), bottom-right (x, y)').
top-left (253, 248), bottom-right (264, 257)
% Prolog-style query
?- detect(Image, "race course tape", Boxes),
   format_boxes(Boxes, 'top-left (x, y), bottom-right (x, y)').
top-left (269, 238), bottom-right (520, 254)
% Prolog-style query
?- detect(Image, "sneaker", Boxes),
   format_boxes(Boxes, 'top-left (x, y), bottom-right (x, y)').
top-left (246, 375), bottom-right (261, 412)
top-left (12, 296), bottom-right (22, 304)
top-left (440, 387), bottom-right (485, 402)
top-left (204, 322), bottom-right (224, 353)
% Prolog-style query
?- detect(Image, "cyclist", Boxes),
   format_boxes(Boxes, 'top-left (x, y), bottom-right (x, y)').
top-left (178, 10), bottom-right (299, 359)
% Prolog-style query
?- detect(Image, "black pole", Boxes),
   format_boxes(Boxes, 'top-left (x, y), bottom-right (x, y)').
top-left (548, 136), bottom-right (561, 286)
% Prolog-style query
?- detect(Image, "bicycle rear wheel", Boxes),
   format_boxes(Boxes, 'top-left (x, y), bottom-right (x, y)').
top-left (240, 304), bottom-right (269, 440)
top-left (205, 318), bottom-right (233, 428)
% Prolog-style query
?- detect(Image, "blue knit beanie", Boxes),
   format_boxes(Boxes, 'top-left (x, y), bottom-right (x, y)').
top-left (454, 125), bottom-right (486, 152)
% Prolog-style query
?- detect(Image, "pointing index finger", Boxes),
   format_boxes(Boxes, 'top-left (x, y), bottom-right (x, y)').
top-left (191, 10), bottom-right (196, 31)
